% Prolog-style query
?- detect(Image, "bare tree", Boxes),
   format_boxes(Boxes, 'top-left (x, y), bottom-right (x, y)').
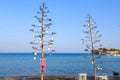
top-left (30, 3), bottom-right (55, 80)
top-left (82, 14), bottom-right (102, 80)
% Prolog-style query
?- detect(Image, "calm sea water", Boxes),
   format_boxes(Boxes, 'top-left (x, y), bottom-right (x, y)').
top-left (0, 53), bottom-right (120, 77)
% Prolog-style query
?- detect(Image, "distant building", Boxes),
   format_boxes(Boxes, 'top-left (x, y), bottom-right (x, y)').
top-left (106, 48), bottom-right (120, 54)
top-left (93, 48), bottom-right (120, 55)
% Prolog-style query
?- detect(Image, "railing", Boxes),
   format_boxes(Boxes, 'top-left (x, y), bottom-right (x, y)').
top-left (75, 76), bottom-right (120, 80)
top-left (108, 76), bottom-right (120, 80)
top-left (87, 76), bottom-right (120, 80)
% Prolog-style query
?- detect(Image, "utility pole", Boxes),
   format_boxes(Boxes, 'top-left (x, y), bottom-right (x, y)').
top-left (82, 14), bottom-right (102, 80)
top-left (30, 3), bottom-right (55, 80)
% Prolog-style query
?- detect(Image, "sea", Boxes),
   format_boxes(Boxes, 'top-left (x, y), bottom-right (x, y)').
top-left (0, 53), bottom-right (120, 77)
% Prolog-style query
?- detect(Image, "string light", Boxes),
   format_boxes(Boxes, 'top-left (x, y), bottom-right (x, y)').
top-left (30, 3), bottom-right (55, 80)
top-left (82, 14), bottom-right (102, 80)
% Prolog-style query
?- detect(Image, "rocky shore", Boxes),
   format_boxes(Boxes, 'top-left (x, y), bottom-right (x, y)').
top-left (0, 76), bottom-right (120, 80)
top-left (0, 76), bottom-right (75, 80)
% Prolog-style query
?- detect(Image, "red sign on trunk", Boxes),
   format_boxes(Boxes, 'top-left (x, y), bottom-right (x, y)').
top-left (40, 58), bottom-right (46, 73)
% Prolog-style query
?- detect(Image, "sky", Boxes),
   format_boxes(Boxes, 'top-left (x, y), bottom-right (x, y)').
top-left (0, 0), bottom-right (120, 53)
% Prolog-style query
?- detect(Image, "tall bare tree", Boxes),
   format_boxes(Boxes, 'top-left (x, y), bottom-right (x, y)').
top-left (30, 3), bottom-right (55, 80)
top-left (82, 14), bottom-right (102, 80)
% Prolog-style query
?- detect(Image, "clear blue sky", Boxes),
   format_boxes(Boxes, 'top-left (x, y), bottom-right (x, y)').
top-left (0, 0), bottom-right (120, 53)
